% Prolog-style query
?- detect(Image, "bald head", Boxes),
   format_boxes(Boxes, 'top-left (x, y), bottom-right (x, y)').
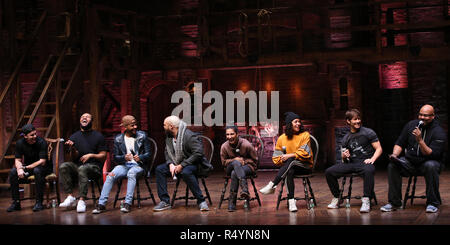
top-left (121, 115), bottom-right (136, 127)
top-left (163, 115), bottom-right (181, 138)
top-left (418, 104), bottom-right (435, 125)
top-left (164, 115), bottom-right (181, 128)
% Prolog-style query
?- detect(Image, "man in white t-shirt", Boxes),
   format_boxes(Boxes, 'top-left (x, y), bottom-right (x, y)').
top-left (93, 115), bottom-right (151, 214)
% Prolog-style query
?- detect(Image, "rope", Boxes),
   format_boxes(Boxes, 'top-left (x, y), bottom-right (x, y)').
top-left (238, 12), bottom-right (248, 58)
top-left (257, 9), bottom-right (272, 42)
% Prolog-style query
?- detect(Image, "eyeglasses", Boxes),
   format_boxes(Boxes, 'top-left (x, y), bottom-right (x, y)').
top-left (418, 113), bottom-right (434, 117)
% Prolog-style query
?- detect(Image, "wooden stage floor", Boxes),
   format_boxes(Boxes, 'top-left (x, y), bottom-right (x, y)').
top-left (1, 170), bottom-right (449, 225)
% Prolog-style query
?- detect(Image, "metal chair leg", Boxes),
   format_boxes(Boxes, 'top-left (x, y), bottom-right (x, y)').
top-left (250, 177), bottom-right (262, 206)
top-left (185, 185), bottom-right (189, 206)
top-left (403, 176), bottom-right (413, 208)
top-left (144, 177), bottom-right (156, 205)
top-left (276, 179), bottom-right (285, 210)
top-left (411, 176), bottom-right (418, 206)
top-left (306, 178), bottom-right (316, 206)
top-left (171, 178), bottom-right (181, 207)
top-left (347, 175), bottom-right (353, 205)
top-left (136, 180), bottom-right (141, 208)
top-left (303, 178), bottom-right (310, 210)
top-left (90, 180), bottom-right (97, 206)
top-left (202, 178), bottom-right (212, 205)
top-left (113, 179), bottom-right (123, 208)
top-left (218, 178), bottom-right (229, 209)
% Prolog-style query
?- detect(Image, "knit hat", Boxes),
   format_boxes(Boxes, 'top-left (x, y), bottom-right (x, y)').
top-left (284, 112), bottom-right (300, 125)
top-left (21, 124), bottom-right (35, 135)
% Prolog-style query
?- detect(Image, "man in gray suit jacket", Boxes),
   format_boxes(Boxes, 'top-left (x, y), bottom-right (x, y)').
top-left (153, 115), bottom-right (212, 212)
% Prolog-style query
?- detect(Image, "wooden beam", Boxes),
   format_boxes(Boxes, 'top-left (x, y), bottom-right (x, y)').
top-left (147, 46), bottom-right (450, 70)
top-left (87, 7), bottom-right (101, 131)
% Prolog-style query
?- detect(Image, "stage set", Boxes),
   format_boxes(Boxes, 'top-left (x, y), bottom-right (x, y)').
top-left (0, 170), bottom-right (450, 225)
top-left (0, 0), bottom-right (449, 227)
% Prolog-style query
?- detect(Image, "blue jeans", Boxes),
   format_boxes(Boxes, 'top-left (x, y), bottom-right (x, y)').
top-left (155, 163), bottom-right (205, 204)
top-left (98, 163), bottom-right (143, 205)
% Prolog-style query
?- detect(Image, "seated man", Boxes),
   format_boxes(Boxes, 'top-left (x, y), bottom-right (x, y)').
top-left (325, 109), bottom-right (382, 213)
top-left (153, 115), bottom-right (212, 212)
top-left (93, 115), bottom-right (151, 214)
top-left (59, 113), bottom-right (107, 212)
top-left (381, 104), bottom-right (446, 213)
top-left (7, 124), bottom-right (51, 212)
top-left (220, 125), bottom-right (258, 212)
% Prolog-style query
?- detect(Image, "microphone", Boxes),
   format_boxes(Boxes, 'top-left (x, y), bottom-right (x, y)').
top-left (235, 148), bottom-right (240, 156)
top-left (282, 146), bottom-right (287, 154)
top-left (417, 120), bottom-right (424, 128)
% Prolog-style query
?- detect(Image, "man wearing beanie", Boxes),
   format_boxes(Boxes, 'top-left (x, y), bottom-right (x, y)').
top-left (7, 124), bottom-right (51, 212)
top-left (259, 112), bottom-right (313, 212)
top-left (58, 113), bottom-right (108, 213)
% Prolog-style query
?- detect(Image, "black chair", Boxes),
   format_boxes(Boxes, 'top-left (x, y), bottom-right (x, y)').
top-left (171, 134), bottom-right (213, 207)
top-left (20, 138), bottom-right (62, 207)
top-left (83, 155), bottom-right (108, 206)
top-left (218, 134), bottom-right (263, 209)
top-left (85, 177), bottom-right (102, 206)
top-left (402, 173), bottom-right (428, 209)
top-left (337, 172), bottom-right (378, 207)
top-left (276, 135), bottom-right (319, 210)
top-left (113, 137), bottom-right (158, 208)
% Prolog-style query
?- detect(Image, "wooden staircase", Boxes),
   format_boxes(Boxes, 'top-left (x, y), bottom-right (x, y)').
top-left (0, 8), bottom-right (87, 183)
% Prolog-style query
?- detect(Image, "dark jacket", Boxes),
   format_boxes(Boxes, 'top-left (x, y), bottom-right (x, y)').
top-left (165, 129), bottom-right (213, 176)
top-left (113, 130), bottom-right (152, 170)
top-left (395, 119), bottom-right (447, 164)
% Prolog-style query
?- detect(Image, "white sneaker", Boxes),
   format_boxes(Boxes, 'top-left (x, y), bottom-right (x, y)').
top-left (76, 199), bottom-right (86, 213)
top-left (360, 197), bottom-right (370, 213)
top-left (259, 181), bottom-right (276, 195)
top-left (59, 195), bottom-right (76, 208)
top-left (327, 198), bottom-right (340, 209)
top-left (288, 199), bottom-right (298, 212)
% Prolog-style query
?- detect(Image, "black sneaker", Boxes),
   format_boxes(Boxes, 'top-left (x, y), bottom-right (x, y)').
top-left (32, 202), bottom-right (45, 212)
top-left (92, 204), bottom-right (106, 214)
top-left (120, 203), bottom-right (131, 213)
top-left (6, 201), bottom-right (21, 212)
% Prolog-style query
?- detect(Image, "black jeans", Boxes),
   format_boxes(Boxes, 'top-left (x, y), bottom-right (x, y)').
top-left (387, 157), bottom-right (442, 207)
top-left (272, 157), bottom-right (311, 199)
top-left (325, 161), bottom-right (375, 198)
top-left (155, 163), bottom-right (205, 204)
top-left (226, 160), bottom-right (253, 193)
top-left (9, 166), bottom-right (50, 202)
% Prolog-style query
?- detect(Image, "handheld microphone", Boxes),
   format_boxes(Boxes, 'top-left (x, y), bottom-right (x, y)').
top-left (235, 148), bottom-right (240, 156)
top-left (417, 120), bottom-right (424, 128)
top-left (282, 146), bottom-right (287, 154)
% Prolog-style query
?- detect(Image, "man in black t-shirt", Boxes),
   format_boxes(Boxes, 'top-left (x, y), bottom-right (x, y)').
top-left (381, 104), bottom-right (446, 213)
top-left (325, 109), bottom-right (383, 213)
top-left (7, 124), bottom-right (50, 212)
top-left (58, 113), bottom-right (107, 213)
